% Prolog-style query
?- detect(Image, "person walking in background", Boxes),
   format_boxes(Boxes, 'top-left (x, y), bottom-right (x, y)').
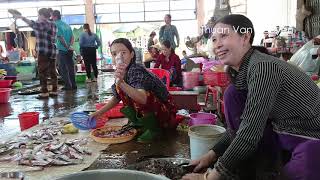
top-left (159, 14), bottom-right (180, 50)
top-left (13, 8), bottom-right (58, 99)
top-left (52, 10), bottom-right (77, 91)
top-left (147, 31), bottom-right (156, 51)
top-left (79, 23), bottom-right (101, 83)
top-left (144, 31), bottom-right (158, 68)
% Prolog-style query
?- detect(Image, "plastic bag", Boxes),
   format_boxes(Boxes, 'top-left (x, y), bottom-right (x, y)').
top-left (288, 40), bottom-right (320, 75)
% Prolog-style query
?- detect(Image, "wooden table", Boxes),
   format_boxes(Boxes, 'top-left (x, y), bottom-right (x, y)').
top-left (169, 91), bottom-right (200, 111)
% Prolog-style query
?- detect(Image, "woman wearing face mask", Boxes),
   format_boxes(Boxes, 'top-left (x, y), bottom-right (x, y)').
top-left (90, 38), bottom-right (178, 142)
top-left (182, 14), bottom-right (320, 180)
top-left (154, 40), bottom-right (182, 87)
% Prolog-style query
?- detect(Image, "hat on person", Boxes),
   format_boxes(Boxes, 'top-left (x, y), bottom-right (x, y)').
top-left (150, 44), bottom-right (161, 50)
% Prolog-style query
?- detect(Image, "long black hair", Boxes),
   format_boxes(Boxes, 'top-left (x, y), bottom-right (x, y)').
top-left (110, 38), bottom-right (136, 64)
top-left (83, 23), bottom-right (92, 36)
top-left (162, 40), bottom-right (174, 54)
top-left (214, 14), bottom-right (255, 44)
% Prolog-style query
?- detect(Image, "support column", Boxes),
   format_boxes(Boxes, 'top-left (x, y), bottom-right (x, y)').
top-left (85, 0), bottom-right (95, 29)
top-left (197, 0), bottom-right (205, 35)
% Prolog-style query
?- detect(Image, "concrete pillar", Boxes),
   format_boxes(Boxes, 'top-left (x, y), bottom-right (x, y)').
top-left (85, 0), bottom-right (95, 29)
top-left (197, 0), bottom-right (205, 35)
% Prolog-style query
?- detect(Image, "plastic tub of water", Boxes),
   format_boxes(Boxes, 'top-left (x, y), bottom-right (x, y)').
top-left (188, 112), bottom-right (217, 126)
top-left (54, 169), bottom-right (169, 180)
top-left (188, 125), bottom-right (226, 160)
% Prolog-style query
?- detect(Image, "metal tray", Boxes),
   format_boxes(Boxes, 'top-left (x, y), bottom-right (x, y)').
top-left (127, 158), bottom-right (191, 180)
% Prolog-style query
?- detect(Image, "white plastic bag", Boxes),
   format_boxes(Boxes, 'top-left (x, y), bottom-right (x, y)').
top-left (289, 40), bottom-right (320, 75)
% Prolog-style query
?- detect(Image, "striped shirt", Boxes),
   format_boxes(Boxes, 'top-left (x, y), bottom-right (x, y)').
top-left (30, 20), bottom-right (57, 59)
top-left (212, 48), bottom-right (320, 178)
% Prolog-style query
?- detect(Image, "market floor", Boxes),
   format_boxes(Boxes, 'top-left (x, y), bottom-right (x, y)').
top-left (0, 72), bottom-right (115, 141)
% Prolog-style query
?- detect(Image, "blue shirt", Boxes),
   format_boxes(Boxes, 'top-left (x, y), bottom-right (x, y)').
top-left (55, 20), bottom-right (73, 52)
top-left (159, 25), bottom-right (179, 49)
top-left (79, 32), bottom-right (101, 48)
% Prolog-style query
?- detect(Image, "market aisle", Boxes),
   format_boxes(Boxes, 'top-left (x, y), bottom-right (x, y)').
top-left (0, 72), bottom-right (115, 141)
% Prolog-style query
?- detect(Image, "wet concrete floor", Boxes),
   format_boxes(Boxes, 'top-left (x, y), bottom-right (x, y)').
top-left (0, 71), bottom-right (194, 178)
top-left (0, 72), bottom-right (115, 140)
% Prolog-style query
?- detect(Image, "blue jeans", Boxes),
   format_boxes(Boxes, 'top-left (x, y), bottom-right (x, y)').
top-left (58, 50), bottom-right (76, 89)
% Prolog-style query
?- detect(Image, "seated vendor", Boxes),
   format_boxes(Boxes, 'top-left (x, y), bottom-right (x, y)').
top-left (143, 44), bottom-right (160, 68)
top-left (183, 14), bottom-right (320, 180)
top-left (155, 40), bottom-right (182, 86)
top-left (90, 38), bottom-right (178, 142)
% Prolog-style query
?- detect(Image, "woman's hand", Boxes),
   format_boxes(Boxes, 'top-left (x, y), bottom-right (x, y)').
top-left (115, 63), bottom-right (127, 85)
top-left (181, 173), bottom-right (205, 180)
top-left (89, 111), bottom-right (101, 120)
top-left (191, 150), bottom-right (217, 173)
top-left (182, 169), bottom-right (221, 180)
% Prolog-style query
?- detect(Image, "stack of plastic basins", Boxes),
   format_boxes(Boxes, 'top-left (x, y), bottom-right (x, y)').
top-left (183, 72), bottom-right (199, 90)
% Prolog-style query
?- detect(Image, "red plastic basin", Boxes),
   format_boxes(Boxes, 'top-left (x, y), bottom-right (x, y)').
top-left (18, 112), bottom-right (39, 131)
top-left (95, 102), bottom-right (124, 118)
top-left (0, 80), bottom-right (12, 88)
top-left (4, 76), bottom-right (17, 84)
top-left (0, 88), bottom-right (11, 103)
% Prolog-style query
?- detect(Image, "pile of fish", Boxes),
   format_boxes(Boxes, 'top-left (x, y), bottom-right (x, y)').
top-left (0, 119), bottom-right (93, 167)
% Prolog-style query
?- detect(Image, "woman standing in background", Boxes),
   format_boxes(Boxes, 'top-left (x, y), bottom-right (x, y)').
top-left (79, 23), bottom-right (101, 82)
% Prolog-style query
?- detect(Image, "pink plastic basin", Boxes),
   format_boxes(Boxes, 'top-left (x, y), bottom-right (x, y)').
top-left (189, 112), bottom-right (217, 126)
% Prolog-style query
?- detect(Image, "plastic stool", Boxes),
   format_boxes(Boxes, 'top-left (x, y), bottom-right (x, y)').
top-left (148, 68), bottom-right (170, 89)
top-left (204, 85), bottom-right (217, 107)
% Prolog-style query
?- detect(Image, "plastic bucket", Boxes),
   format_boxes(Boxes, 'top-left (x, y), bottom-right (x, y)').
top-left (18, 112), bottom-right (40, 131)
top-left (0, 88), bottom-right (11, 104)
top-left (0, 80), bottom-right (13, 88)
top-left (189, 112), bottom-right (217, 126)
top-left (75, 73), bottom-right (86, 83)
top-left (188, 125), bottom-right (226, 159)
top-left (183, 72), bottom-right (199, 90)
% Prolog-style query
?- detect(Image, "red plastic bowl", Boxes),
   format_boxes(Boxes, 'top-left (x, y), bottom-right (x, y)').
top-left (0, 88), bottom-right (11, 103)
top-left (0, 80), bottom-right (12, 88)
top-left (188, 112), bottom-right (217, 126)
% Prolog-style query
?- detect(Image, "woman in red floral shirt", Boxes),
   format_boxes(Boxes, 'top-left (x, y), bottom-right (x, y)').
top-left (155, 40), bottom-right (182, 86)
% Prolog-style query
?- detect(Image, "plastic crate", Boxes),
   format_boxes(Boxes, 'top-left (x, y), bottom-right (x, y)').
top-left (75, 73), bottom-right (86, 83)
top-left (95, 102), bottom-right (124, 118)
top-left (203, 71), bottom-right (230, 87)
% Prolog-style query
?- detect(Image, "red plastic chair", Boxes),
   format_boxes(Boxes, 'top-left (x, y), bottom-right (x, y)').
top-left (148, 68), bottom-right (170, 89)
